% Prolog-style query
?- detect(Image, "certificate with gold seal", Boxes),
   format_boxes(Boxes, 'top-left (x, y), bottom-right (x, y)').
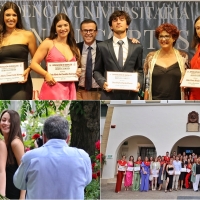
top-left (107, 71), bottom-right (138, 90)
top-left (47, 62), bottom-right (78, 82)
top-left (0, 62), bottom-right (24, 83)
top-left (181, 69), bottom-right (200, 88)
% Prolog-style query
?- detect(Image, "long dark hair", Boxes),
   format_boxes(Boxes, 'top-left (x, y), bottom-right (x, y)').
top-left (0, 110), bottom-right (24, 165)
top-left (0, 2), bottom-right (23, 47)
top-left (192, 16), bottom-right (200, 49)
top-left (49, 13), bottom-right (81, 67)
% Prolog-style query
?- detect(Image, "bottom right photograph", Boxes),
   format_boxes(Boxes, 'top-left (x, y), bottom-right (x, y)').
top-left (101, 101), bottom-right (200, 199)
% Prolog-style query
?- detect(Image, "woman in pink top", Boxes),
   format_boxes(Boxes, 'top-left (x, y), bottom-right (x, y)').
top-left (124, 156), bottom-right (134, 190)
top-left (30, 13), bottom-right (81, 100)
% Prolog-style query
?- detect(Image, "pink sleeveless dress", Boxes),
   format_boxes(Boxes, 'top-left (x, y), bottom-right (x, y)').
top-left (124, 161), bottom-right (134, 187)
top-left (39, 46), bottom-right (77, 100)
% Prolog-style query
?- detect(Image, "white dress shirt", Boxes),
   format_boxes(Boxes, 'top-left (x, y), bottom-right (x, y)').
top-left (113, 36), bottom-right (129, 66)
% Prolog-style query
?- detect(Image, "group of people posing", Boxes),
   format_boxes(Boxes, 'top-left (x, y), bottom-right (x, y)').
top-left (115, 151), bottom-right (200, 193)
top-left (1, 2), bottom-right (200, 100)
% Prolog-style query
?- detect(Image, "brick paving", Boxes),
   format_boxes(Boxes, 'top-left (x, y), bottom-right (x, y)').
top-left (101, 183), bottom-right (200, 199)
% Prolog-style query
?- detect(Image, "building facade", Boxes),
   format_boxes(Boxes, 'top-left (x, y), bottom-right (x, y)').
top-left (101, 101), bottom-right (200, 183)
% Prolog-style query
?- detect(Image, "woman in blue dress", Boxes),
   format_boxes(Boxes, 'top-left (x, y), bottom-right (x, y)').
top-left (140, 156), bottom-right (150, 192)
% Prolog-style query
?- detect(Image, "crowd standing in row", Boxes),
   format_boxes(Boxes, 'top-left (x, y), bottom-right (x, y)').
top-left (115, 151), bottom-right (200, 193)
top-left (0, 2), bottom-right (200, 100)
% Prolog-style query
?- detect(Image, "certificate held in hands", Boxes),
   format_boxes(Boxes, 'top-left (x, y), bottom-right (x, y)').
top-left (107, 71), bottom-right (138, 90)
top-left (181, 69), bottom-right (200, 88)
top-left (0, 62), bottom-right (24, 83)
top-left (47, 62), bottom-right (78, 82)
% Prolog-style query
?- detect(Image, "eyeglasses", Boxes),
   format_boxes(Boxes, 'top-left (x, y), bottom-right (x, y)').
top-left (158, 35), bottom-right (171, 40)
top-left (82, 29), bottom-right (96, 34)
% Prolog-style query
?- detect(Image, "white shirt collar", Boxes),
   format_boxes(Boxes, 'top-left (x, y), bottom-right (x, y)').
top-left (113, 35), bottom-right (128, 45)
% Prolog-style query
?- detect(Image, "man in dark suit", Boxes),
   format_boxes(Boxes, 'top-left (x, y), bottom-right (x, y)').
top-left (93, 10), bottom-right (143, 100)
top-left (76, 19), bottom-right (102, 100)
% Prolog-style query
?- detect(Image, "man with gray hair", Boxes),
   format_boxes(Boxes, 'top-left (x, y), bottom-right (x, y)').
top-left (13, 115), bottom-right (92, 199)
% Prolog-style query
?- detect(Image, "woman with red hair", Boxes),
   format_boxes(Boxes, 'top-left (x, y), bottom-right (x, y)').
top-left (144, 23), bottom-right (189, 100)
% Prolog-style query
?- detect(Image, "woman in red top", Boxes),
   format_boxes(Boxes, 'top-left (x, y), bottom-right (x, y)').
top-left (185, 159), bottom-right (192, 189)
top-left (115, 155), bottom-right (127, 193)
top-left (189, 16), bottom-right (200, 100)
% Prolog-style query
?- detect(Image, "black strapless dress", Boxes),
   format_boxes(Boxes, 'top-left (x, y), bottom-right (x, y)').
top-left (0, 44), bottom-right (33, 100)
top-left (6, 162), bottom-right (20, 199)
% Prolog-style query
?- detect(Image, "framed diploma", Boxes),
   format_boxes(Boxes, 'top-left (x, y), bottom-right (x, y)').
top-left (181, 69), bottom-right (200, 88)
top-left (47, 62), bottom-right (78, 82)
top-left (118, 166), bottom-right (125, 171)
top-left (0, 62), bottom-right (24, 83)
top-left (175, 171), bottom-right (181, 175)
top-left (107, 71), bottom-right (138, 90)
top-left (127, 167), bottom-right (134, 171)
top-left (181, 168), bottom-right (186, 172)
top-left (134, 167), bottom-right (140, 171)
top-left (186, 169), bottom-right (191, 173)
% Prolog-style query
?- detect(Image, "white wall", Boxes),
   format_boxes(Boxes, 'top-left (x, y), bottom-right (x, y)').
top-left (101, 103), bottom-right (200, 180)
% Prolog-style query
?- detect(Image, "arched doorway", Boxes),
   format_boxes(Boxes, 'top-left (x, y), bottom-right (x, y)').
top-left (171, 136), bottom-right (200, 156)
top-left (116, 135), bottom-right (157, 161)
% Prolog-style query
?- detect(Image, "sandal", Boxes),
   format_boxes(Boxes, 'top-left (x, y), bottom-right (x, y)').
top-left (165, 190), bottom-right (167, 193)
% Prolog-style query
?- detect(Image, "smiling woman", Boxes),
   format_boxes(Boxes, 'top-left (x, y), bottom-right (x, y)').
top-left (0, 1), bottom-right (37, 100)
top-left (143, 23), bottom-right (190, 100)
top-left (30, 13), bottom-right (81, 100)
top-left (0, 110), bottom-right (25, 199)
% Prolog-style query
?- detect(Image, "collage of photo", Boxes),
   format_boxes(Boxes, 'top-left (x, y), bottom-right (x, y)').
top-left (0, 0), bottom-right (200, 200)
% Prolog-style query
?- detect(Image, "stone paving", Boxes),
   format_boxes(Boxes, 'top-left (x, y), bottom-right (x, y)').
top-left (101, 183), bottom-right (200, 199)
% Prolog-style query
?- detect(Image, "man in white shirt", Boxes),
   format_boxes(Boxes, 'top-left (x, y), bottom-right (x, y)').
top-left (14, 115), bottom-right (92, 199)
top-left (172, 156), bottom-right (181, 190)
top-left (93, 10), bottom-right (143, 100)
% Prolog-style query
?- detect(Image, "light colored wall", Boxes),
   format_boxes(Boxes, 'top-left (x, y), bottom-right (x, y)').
top-left (101, 103), bottom-right (200, 180)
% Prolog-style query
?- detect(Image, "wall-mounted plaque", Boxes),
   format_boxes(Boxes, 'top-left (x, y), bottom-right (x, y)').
top-left (187, 111), bottom-right (199, 132)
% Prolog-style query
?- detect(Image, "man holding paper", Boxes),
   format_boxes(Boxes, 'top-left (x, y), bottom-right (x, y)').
top-left (93, 10), bottom-right (143, 100)
top-left (172, 156), bottom-right (181, 191)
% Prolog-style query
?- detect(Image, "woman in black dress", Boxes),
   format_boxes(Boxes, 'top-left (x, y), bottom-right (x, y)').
top-left (0, 2), bottom-right (37, 100)
top-left (0, 110), bottom-right (25, 199)
top-left (143, 23), bottom-right (189, 100)
top-left (179, 156), bottom-right (187, 190)
top-left (165, 158), bottom-right (175, 192)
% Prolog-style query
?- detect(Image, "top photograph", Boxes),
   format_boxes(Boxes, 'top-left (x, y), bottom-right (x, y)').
top-left (0, 0), bottom-right (199, 101)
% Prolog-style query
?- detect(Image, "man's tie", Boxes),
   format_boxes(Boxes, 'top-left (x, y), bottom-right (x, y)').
top-left (85, 46), bottom-right (93, 90)
top-left (117, 40), bottom-right (124, 69)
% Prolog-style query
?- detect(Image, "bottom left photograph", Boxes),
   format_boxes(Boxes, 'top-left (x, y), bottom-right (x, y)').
top-left (0, 100), bottom-right (100, 200)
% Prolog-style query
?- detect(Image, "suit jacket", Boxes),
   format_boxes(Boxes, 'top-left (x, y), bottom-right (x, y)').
top-left (93, 37), bottom-right (143, 100)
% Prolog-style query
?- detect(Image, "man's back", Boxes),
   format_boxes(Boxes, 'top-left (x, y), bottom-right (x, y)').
top-left (14, 139), bottom-right (92, 199)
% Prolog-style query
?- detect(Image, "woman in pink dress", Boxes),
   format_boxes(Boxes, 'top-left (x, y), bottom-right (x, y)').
top-left (124, 156), bottom-right (134, 191)
top-left (30, 13), bottom-right (81, 100)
